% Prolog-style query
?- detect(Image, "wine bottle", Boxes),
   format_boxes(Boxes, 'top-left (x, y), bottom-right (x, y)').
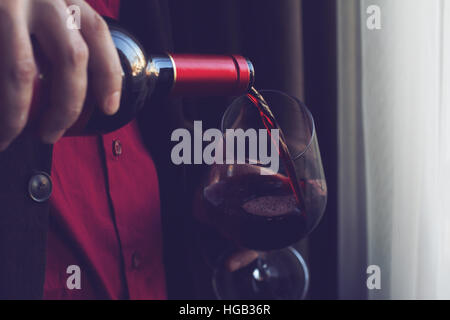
top-left (29, 19), bottom-right (255, 135)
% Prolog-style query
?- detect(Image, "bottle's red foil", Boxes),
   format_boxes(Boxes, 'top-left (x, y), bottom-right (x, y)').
top-left (170, 54), bottom-right (252, 96)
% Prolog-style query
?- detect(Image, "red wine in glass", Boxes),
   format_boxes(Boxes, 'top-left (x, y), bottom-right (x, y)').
top-left (201, 171), bottom-right (307, 250)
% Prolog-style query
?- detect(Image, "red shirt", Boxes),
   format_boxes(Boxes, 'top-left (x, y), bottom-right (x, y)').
top-left (43, 0), bottom-right (167, 300)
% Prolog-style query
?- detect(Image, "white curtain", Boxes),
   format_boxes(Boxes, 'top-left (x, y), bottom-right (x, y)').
top-left (338, 0), bottom-right (450, 299)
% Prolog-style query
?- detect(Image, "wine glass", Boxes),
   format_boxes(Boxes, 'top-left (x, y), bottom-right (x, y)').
top-left (194, 90), bottom-right (327, 300)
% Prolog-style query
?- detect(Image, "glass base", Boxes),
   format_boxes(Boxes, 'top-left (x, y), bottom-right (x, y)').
top-left (212, 247), bottom-right (309, 300)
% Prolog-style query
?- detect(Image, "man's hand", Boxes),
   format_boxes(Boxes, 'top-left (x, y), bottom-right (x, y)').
top-left (0, 0), bottom-right (122, 151)
top-left (226, 249), bottom-right (259, 272)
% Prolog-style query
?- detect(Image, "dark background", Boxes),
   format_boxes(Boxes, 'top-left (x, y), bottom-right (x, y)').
top-left (172, 0), bottom-right (339, 300)
top-left (302, 0), bottom-right (337, 300)
top-left (180, 0), bottom-right (340, 300)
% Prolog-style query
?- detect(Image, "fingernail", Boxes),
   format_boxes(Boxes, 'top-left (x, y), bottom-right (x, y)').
top-left (104, 91), bottom-right (121, 115)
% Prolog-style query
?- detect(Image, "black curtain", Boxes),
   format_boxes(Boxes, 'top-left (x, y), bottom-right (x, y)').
top-left (121, 0), bottom-right (337, 299)
top-left (302, 0), bottom-right (338, 300)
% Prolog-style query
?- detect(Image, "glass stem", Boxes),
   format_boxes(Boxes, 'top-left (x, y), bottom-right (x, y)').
top-left (252, 253), bottom-right (278, 282)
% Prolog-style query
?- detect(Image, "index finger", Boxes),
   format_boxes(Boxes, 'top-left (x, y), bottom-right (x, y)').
top-left (65, 0), bottom-right (123, 115)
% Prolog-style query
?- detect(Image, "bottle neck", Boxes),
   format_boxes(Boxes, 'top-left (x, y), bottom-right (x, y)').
top-left (145, 55), bottom-right (176, 98)
top-left (108, 17), bottom-right (255, 101)
top-left (147, 54), bottom-right (255, 97)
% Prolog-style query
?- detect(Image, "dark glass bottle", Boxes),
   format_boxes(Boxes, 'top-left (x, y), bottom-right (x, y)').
top-left (30, 19), bottom-right (255, 135)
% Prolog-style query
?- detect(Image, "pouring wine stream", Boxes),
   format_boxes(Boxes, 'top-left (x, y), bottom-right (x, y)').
top-left (247, 87), bottom-right (307, 217)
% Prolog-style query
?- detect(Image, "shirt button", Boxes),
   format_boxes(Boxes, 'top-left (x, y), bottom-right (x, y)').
top-left (113, 139), bottom-right (122, 156)
top-left (28, 172), bottom-right (53, 203)
top-left (131, 251), bottom-right (141, 269)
